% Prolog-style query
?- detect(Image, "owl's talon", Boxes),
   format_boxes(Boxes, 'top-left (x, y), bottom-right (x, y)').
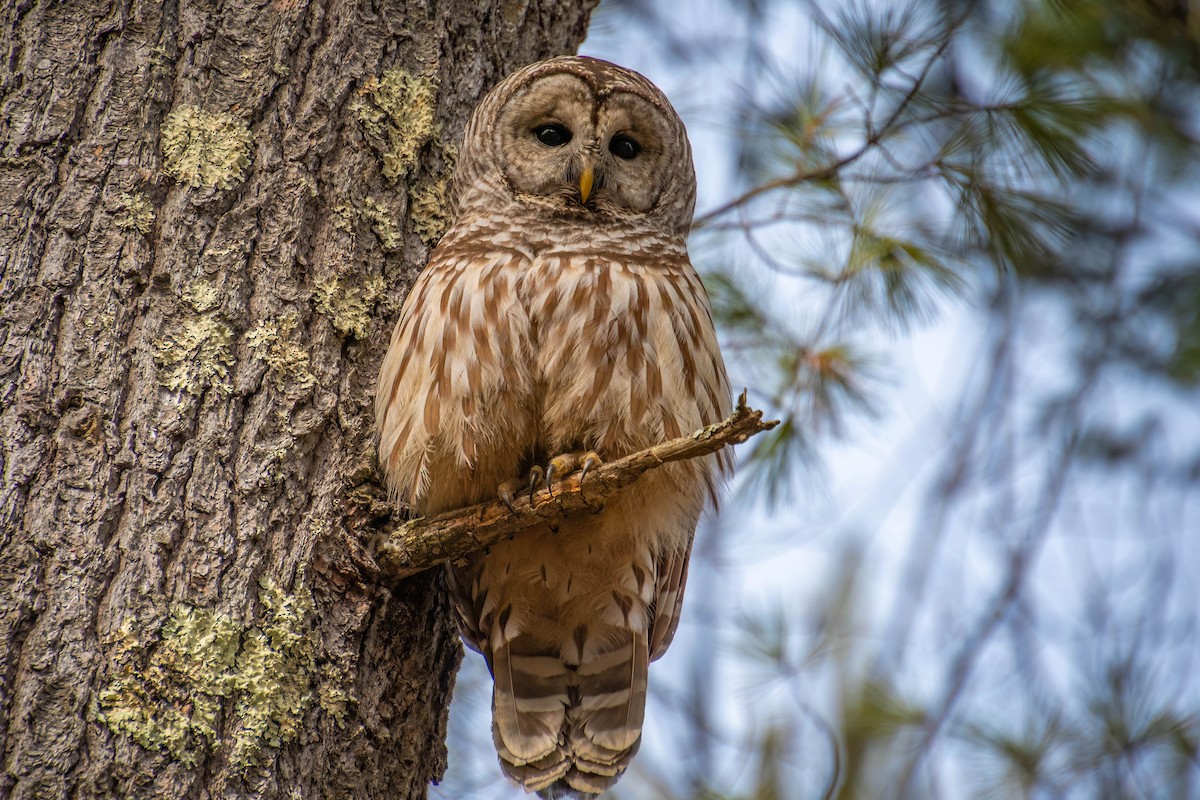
top-left (523, 451), bottom-right (605, 505)
top-left (577, 451), bottom-right (602, 484)
top-left (577, 451), bottom-right (603, 505)
top-left (528, 465), bottom-right (545, 503)
top-left (497, 479), bottom-right (523, 513)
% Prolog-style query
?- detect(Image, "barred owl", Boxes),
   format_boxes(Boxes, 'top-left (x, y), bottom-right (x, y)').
top-left (376, 56), bottom-right (730, 797)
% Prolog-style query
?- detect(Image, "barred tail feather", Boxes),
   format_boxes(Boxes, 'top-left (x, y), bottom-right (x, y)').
top-left (492, 636), bottom-right (570, 765)
top-left (574, 631), bottom-right (647, 754)
top-left (494, 628), bottom-right (650, 797)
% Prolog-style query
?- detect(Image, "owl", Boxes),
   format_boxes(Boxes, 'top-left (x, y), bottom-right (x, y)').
top-left (375, 56), bottom-right (731, 797)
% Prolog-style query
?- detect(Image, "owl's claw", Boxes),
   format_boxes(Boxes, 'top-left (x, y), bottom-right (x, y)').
top-left (577, 451), bottom-right (602, 485)
top-left (528, 465), bottom-right (545, 504)
top-left (497, 479), bottom-right (524, 513)
top-left (577, 451), bottom-right (602, 508)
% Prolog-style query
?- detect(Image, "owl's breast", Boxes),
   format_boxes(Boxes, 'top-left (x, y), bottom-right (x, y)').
top-left (519, 242), bottom-right (729, 465)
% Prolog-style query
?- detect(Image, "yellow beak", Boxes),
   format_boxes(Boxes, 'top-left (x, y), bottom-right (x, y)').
top-left (579, 166), bottom-right (594, 204)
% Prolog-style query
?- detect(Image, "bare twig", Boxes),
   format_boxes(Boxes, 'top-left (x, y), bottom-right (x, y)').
top-left (691, 153), bottom-right (865, 231)
top-left (373, 391), bottom-right (779, 580)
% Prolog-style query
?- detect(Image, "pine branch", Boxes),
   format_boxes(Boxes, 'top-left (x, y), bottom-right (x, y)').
top-left (373, 391), bottom-right (778, 580)
top-left (691, 15), bottom-right (963, 231)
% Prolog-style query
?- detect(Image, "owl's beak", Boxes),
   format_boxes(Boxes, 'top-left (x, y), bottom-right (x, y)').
top-left (579, 166), bottom-right (594, 205)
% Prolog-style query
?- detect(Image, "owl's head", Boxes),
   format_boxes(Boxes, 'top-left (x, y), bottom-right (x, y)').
top-left (451, 57), bottom-right (696, 236)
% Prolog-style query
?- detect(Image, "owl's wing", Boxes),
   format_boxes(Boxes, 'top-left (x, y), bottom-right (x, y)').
top-left (376, 256), bottom-right (453, 507)
top-left (649, 538), bottom-right (692, 661)
top-left (375, 236), bottom-right (534, 514)
top-left (644, 261), bottom-right (731, 661)
top-left (444, 558), bottom-right (488, 656)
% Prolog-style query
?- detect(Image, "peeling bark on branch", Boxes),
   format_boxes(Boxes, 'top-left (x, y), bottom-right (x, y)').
top-left (374, 392), bottom-right (778, 580)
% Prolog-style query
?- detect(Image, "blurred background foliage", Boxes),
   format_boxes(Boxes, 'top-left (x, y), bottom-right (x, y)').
top-left (434, 1), bottom-right (1200, 798)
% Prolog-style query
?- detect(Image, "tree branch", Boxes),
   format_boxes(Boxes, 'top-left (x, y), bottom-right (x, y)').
top-left (690, 20), bottom-right (961, 231)
top-left (373, 391), bottom-right (779, 580)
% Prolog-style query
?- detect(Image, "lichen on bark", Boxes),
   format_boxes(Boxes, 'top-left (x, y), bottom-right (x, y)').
top-left (114, 192), bottom-right (156, 234)
top-left (161, 106), bottom-right (253, 189)
top-left (153, 280), bottom-right (236, 396)
top-left (94, 577), bottom-right (352, 773)
top-left (312, 273), bottom-right (387, 339)
top-left (95, 607), bottom-right (242, 766)
top-left (361, 196), bottom-right (406, 251)
top-left (246, 312), bottom-right (317, 391)
top-left (409, 178), bottom-right (450, 243)
top-left (354, 68), bottom-right (440, 182)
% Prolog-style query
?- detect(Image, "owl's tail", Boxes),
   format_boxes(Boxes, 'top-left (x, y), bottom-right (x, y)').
top-left (490, 625), bottom-right (649, 797)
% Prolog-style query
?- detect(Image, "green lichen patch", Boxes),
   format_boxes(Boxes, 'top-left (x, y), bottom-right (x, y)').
top-left (96, 608), bottom-right (241, 766)
top-left (95, 577), bottom-right (354, 773)
top-left (316, 662), bottom-right (351, 727)
top-left (182, 279), bottom-right (221, 313)
top-left (312, 273), bottom-right (386, 340)
top-left (115, 192), bottom-right (156, 234)
top-left (153, 317), bottom-right (234, 396)
top-left (409, 178), bottom-right (449, 244)
top-left (162, 105), bottom-right (253, 189)
top-left (153, 280), bottom-right (234, 396)
top-left (332, 203), bottom-right (357, 233)
top-left (354, 67), bottom-right (439, 182)
top-left (246, 312), bottom-right (316, 391)
top-left (361, 196), bottom-right (404, 251)
top-left (227, 577), bottom-right (317, 768)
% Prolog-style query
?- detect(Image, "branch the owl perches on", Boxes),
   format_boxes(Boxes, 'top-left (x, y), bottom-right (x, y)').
top-left (372, 390), bottom-right (777, 580)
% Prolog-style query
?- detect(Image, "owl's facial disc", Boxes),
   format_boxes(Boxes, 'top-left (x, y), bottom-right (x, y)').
top-left (495, 72), bottom-right (678, 216)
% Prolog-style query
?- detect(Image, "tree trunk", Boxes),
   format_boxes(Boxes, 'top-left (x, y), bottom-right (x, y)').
top-left (0, 1), bottom-right (596, 797)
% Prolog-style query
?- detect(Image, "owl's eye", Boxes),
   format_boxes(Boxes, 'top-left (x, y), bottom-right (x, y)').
top-left (534, 124), bottom-right (572, 147)
top-left (608, 134), bottom-right (641, 160)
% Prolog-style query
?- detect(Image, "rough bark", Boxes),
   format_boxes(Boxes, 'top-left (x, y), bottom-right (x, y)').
top-left (373, 393), bottom-right (778, 580)
top-left (0, 1), bottom-right (597, 798)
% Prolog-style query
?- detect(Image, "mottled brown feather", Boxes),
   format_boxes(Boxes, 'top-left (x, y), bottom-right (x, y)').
top-left (374, 56), bottom-right (731, 798)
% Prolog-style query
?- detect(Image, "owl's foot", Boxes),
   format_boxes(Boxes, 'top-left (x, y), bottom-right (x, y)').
top-left (496, 451), bottom-right (602, 512)
top-left (528, 451), bottom-right (603, 502)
